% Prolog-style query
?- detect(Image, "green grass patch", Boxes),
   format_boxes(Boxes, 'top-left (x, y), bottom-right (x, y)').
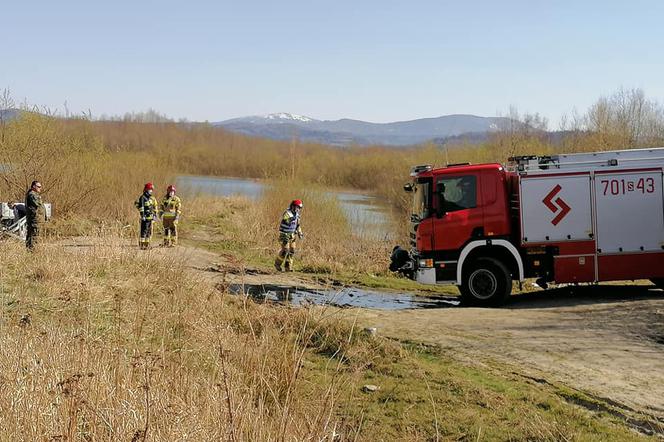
top-left (301, 343), bottom-right (648, 441)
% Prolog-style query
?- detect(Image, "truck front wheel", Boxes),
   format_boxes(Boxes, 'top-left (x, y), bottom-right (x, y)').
top-left (460, 258), bottom-right (512, 307)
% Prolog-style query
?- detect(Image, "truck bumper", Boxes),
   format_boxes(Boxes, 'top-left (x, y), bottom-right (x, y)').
top-left (415, 267), bottom-right (436, 285)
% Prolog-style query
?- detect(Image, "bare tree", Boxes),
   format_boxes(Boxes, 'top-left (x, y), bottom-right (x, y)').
top-left (491, 106), bottom-right (550, 159)
top-left (0, 88), bottom-right (16, 143)
top-left (584, 88), bottom-right (664, 149)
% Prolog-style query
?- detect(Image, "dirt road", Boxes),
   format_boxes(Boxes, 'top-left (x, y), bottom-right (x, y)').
top-left (355, 285), bottom-right (664, 425)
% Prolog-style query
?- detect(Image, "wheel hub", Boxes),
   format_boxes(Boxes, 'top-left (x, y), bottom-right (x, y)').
top-left (469, 269), bottom-right (498, 300)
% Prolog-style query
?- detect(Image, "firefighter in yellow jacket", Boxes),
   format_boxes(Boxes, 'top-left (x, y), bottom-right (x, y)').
top-left (274, 199), bottom-right (303, 272)
top-left (135, 182), bottom-right (159, 249)
top-left (159, 184), bottom-right (182, 247)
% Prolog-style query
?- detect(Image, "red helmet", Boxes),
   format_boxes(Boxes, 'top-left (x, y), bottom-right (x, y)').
top-left (144, 182), bottom-right (154, 191)
top-left (167, 184), bottom-right (176, 193)
top-left (291, 199), bottom-right (303, 208)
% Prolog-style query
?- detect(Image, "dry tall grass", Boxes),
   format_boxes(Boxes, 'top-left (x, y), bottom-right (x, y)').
top-left (0, 114), bottom-right (175, 223)
top-left (185, 183), bottom-right (396, 276)
top-left (0, 238), bottom-right (393, 440)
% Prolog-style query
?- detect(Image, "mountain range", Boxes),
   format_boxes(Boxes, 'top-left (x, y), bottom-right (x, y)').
top-left (0, 108), bottom-right (514, 147)
top-left (214, 113), bottom-right (512, 146)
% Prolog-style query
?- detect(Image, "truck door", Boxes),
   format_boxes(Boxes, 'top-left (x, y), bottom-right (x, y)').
top-left (594, 169), bottom-right (664, 280)
top-left (520, 174), bottom-right (595, 283)
top-left (432, 174), bottom-right (483, 251)
top-left (520, 174), bottom-right (594, 243)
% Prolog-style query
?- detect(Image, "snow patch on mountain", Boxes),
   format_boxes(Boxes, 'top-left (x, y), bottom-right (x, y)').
top-left (264, 113), bottom-right (315, 122)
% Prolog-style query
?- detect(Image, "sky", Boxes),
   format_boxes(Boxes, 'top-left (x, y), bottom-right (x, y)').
top-left (2, 0), bottom-right (664, 126)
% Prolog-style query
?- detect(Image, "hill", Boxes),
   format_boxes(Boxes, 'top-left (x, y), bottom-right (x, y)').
top-left (215, 113), bottom-right (511, 146)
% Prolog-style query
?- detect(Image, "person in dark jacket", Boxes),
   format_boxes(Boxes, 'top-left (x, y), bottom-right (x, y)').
top-left (135, 182), bottom-right (159, 249)
top-left (25, 180), bottom-right (44, 250)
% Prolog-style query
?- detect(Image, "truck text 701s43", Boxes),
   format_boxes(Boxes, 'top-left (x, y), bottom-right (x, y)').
top-left (390, 147), bottom-right (664, 306)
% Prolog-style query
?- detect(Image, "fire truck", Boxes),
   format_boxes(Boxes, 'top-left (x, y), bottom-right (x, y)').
top-left (390, 147), bottom-right (664, 306)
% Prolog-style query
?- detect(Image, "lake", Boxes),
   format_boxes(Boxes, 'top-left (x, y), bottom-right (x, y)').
top-left (176, 175), bottom-right (395, 239)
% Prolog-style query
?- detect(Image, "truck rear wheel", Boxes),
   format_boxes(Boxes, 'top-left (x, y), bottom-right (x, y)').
top-left (460, 257), bottom-right (512, 307)
top-left (652, 279), bottom-right (664, 290)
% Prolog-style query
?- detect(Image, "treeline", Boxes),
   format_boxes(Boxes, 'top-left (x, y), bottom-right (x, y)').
top-left (1, 87), bottom-right (663, 220)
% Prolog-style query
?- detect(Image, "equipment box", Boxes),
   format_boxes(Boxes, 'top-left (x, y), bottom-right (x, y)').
top-left (1, 202), bottom-right (15, 220)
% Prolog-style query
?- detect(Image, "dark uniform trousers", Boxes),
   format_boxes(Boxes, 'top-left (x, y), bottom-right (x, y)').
top-left (25, 189), bottom-right (43, 250)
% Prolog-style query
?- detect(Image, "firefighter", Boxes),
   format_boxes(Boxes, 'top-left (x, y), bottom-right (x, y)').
top-left (25, 180), bottom-right (44, 250)
top-left (274, 199), bottom-right (303, 272)
top-left (135, 182), bottom-right (159, 249)
top-left (159, 184), bottom-right (182, 247)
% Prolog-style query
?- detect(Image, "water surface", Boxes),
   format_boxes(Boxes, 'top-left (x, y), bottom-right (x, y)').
top-left (177, 175), bottom-right (395, 238)
top-left (229, 283), bottom-right (460, 310)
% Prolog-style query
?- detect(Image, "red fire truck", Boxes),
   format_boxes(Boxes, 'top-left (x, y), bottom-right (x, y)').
top-left (390, 147), bottom-right (664, 306)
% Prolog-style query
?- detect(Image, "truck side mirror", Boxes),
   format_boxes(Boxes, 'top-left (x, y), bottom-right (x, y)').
top-left (403, 183), bottom-right (414, 192)
top-left (436, 182), bottom-right (446, 218)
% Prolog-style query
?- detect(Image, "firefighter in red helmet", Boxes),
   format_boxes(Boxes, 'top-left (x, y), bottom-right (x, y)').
top-left (135, 182), bottom-right (158, 249)
top-left (274, 199), bottom-right (304, 272)
top-left (159, 184), bottom-right (182, 247)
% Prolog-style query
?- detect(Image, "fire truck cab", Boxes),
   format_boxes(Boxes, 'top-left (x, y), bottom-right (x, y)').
top-left (391, 147), bottom-right (664, 306)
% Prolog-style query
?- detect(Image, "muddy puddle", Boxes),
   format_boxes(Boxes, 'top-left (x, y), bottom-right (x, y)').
top-left (228, 283), bottom-right (459, 310)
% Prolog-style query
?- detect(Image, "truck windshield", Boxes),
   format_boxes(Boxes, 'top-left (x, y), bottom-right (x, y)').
top-left (412, 181), bottom-right (430, 220)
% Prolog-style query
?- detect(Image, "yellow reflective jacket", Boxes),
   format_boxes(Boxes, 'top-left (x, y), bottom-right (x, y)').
top-left (160, 195), bottom-right (182, 218)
